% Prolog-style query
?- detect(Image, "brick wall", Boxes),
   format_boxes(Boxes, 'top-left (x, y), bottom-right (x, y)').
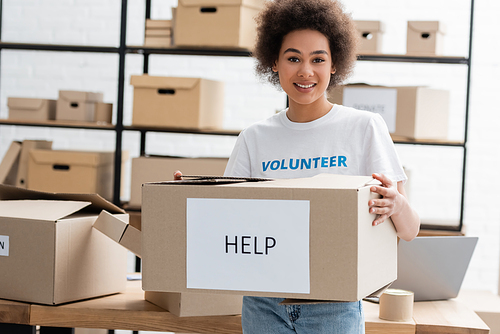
top-left (1, 0), bottom-right (499, 303)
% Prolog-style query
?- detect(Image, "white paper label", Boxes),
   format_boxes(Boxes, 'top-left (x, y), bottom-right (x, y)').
top-left (0, 235), bottom-right (9, 257)
top-left (186, 198), bottom-right (310, 294)
top-left (343, 87), bottom-right (398, 133)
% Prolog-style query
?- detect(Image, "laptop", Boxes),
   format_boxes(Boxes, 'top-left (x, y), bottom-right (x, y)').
top-left (390, 236), bottom-right (478, 301)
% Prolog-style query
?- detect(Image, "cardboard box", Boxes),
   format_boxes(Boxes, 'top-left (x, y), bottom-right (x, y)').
top-left (145, 19), bottom-right (173, 48)
top-left (407, 21), bottom-right (446, 56)
top-left (355, 21), bottom-right (384, 55)
top-left (7, 97), bottom-right (57, 121)
top-left (145, 290), bottom-right (242, 317)
top-left (129, 156), bottom-right (229, 209)
top-left (94, 102), bottom-right (113, 123)
top-left (16, 140), bottom-right (53, 188)
top-left (0, 141), bottom-right (21, 185)
top-left (144, 36), bottom-right (172, 48)
top-left (56, 90), bottom-right (104, 122)
top-left (174, 0), bottom-right (264, 50)
top-left (27, 149), bottom-right (119, 201)
top-left (93, 209), bottom-right (242, 317)
top-left (141, 174), bottom-right (398, 301)
top-left (328, 84), bottom-right (450, 140)
top-left (146, 19), bottom-right (173, 29)
top-left (0, 184), bottom-right (128, 305)
top-left (130, 75), bottom-right (224, 129)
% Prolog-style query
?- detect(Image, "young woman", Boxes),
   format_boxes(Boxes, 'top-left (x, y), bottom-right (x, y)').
top-left (177, 0), bottom-right (420, 332)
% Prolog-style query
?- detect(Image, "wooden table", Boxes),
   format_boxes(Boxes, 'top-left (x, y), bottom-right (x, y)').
top-left (0, 281), bottom-right (490, 333)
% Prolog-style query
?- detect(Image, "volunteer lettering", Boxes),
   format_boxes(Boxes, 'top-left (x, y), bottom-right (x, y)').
top-left (225, 235), bottom-right (276, 255)
top-left (262, 155), bottom-right (347, 172)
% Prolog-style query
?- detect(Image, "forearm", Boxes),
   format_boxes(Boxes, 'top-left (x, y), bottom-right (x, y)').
top-left (391, 193), bottom-right (420, 241)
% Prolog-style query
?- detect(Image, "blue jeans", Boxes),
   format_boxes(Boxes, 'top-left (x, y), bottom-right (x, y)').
top-left (242, 296), bottom-right (365, 334)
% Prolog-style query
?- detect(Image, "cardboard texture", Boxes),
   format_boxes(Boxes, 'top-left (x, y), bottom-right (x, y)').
top-left (56, 90), bottom-right (104, 122)
top-left (94, 102), bottom-right (113, 123)
top-left (129, 156), bottom-right (229, 209)
top-left (93, 210), bottom-right (141, 257)
top-left (145, 19), bottom-right (173, 47)
top-left (130, 75), bottom-right (224, 129)
top-left (355, 21), bottom-right (385, 55)
top-left (0, 184), bottom-right (128, 305)
top-left (27, 149), bottom-right (117, 201)
top-left (407, 21), bottom-right (446, 56)
top-left (146, 19), bottom-right (173, 29)
top-left (174, 0), bottom-right (265, 49)
top-left (141, 174), bottom-right (398, 301)
top-left (16, 140), bottom-right (53, 188)
top-left (144, 36), bottom-right (172, 48)
top-left (7, 97), bottom-right (57, 121)
top-left (0, 141), bottom-right (21, 185)
top-left (145, 291), bottom-right (243, 317)
top-left (328, 84), bottom-right (450, 140)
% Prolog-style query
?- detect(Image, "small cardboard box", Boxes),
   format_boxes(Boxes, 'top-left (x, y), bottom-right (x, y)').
top-left (142, 174), bottom-right (397, 301)
top-left (95, 102), bottom-right (113, 123)
top-left (174, 0), bottom-right (264, 50)
top-left (145, 19), bottom-right (173, 48)
top-left (355, 21), bottom-right (385, 55)
top-left (130, 75), bottom-right (224, 129)
top-left (407, 21), bottom-right (446, 56)
top-left (93, 209), bottom-right (243, 317)
top-left (56, 90), bottom-right (104, 122)
top-left (8, 97), bottom-right (57, 121)
top-left (16, 140), bottom-right (53, 188)
top-left (129, 156), bottom-right (229, 209)
top-left (328, 84), bottom-right (450, 140)
top-left (27, 149), bottom-right (118, 201)
top-left (0, 184), bottom-right (128, 305)
top-left (146, 19), bottom-right (173, 29)
top-left (0, 141), bottom-right (21, 185)
top-left (144, 36), bottom-right (172, 48)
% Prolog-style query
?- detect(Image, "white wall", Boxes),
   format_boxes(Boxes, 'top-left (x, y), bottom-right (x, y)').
top-left (1, 0), bottom-right (499, 313)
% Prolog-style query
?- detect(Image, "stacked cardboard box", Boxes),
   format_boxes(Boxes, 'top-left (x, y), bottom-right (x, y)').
top-left (56, 90), bottom-right (113, 123)
top-left (144, 19), bottom-right (173, 48)
top-left (354, 21), bottom-right (384, 55)
top-left (7, 97), bottom-right (57, 121)
top-left (407, 21), bottom-right (446, 56)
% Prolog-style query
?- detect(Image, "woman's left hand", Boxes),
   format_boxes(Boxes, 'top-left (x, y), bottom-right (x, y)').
top-left (368, 173), bottom-right (402, 226)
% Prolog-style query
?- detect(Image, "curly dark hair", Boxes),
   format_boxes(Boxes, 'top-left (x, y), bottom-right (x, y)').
top-left (253, 0), bottom-right (359, 90)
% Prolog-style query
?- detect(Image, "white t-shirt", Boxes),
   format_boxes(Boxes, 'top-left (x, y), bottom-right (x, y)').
top-left (225, 104), bottom-right (407, 183)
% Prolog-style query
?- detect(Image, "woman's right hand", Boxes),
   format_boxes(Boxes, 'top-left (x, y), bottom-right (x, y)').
top-left (174, 170), bottom-right (183, 180)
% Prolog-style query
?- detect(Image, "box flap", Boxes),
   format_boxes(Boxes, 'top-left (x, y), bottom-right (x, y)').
top-left (179, 0), bottom-right (264, 9)
top-left (7, 97), bottom-right (46, 111)
top-left (408, 21), bottom-right (446, 34)
top-left (29, 149), bottom-right (114, 168)
top-left (0, 141), bottom-right (21, 184)
top-left (93, 210), bottom-right (142, 257)
top-left (355, 20), bottom-right (385, 33)
top-left (130, 75), bottom-right (200, 90)
top-left (58, 90), bottom-right (103, 103)
top-left (0, 183), bottom-right (125, 214)
top-left (0, 200), bottom-right (91, 221)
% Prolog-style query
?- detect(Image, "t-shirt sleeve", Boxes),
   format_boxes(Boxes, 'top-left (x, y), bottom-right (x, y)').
top-left (224, 130), bottom-right (252, 177)
top-left (363, 114), bottom-right (407, 183)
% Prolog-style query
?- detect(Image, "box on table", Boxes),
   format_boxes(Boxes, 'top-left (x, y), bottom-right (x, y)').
top-left (56, 90), bottom-right (104, 122)
top-left (27, 149), bottom-right (122, 201)
top-left (0, 141), bottom-right (21, 185)
top-left (0, 184), bottom-right (128, 305)
top-left (141, 174), bottom-right (398, 301)
top-left (174, 0), bottom-right (264, 50)
top-left (130, 75), bottom-right (224, 129)
top-left (407, 21), bottom-right (446, 56)
top-left (328, 84), bottom-right (450, 140)
top-left (7, 97), bottom-right (57, 121)
top-left (354, 21), bottom-right (384, 54)
top-left (128, 156), bottom-right (229, 209)
top-left (93, 209), bottom-right (243, 317)
top-left (16, 140), bottom-right (53, 188)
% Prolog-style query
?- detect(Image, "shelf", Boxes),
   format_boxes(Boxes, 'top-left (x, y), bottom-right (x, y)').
top-left (126, 45), bottom-right (252, 57)
top-left (124, 125), bottom-right (240, 136)
top-left (0, 119), bottom-right (116, 130)
top-left (0, 42), bottom-right (119, 53)
top-left (357, 54), bottom-right (469, 65)
top-left (391, 135), bottom-right (465, 147)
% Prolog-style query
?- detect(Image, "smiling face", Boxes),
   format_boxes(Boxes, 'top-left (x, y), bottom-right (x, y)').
top-left (272, 29), bottom-right (336, 121)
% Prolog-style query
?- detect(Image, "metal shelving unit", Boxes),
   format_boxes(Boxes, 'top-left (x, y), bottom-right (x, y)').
top-left (0, 0), bottom-right (474, 232)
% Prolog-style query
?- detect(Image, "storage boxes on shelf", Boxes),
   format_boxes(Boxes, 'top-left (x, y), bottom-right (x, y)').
top-left (144, 19), bottom-right (173, 48)
top-left (0, 185), bottom-right (128, 305)
top-left (27, 149), bottom-right (125, 201)
top-left (130, 75), bottom-right (225, 129)
top-left (128, 156), bottom-right (229, 209)
top-left (173, 0), bottom-right (265, 49)
top-left (141, 174), bottom-right (397, 302)
top-left (354, 20), bottom-right (385, 55)
top-left (56, 90), bottom-right (111, 123)
top-left (407, 21), bottom-right (446, 56)
top-left (7, 97), bottom-right (57, 121)
top-left (328, 83), bottom-right (450, 141)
